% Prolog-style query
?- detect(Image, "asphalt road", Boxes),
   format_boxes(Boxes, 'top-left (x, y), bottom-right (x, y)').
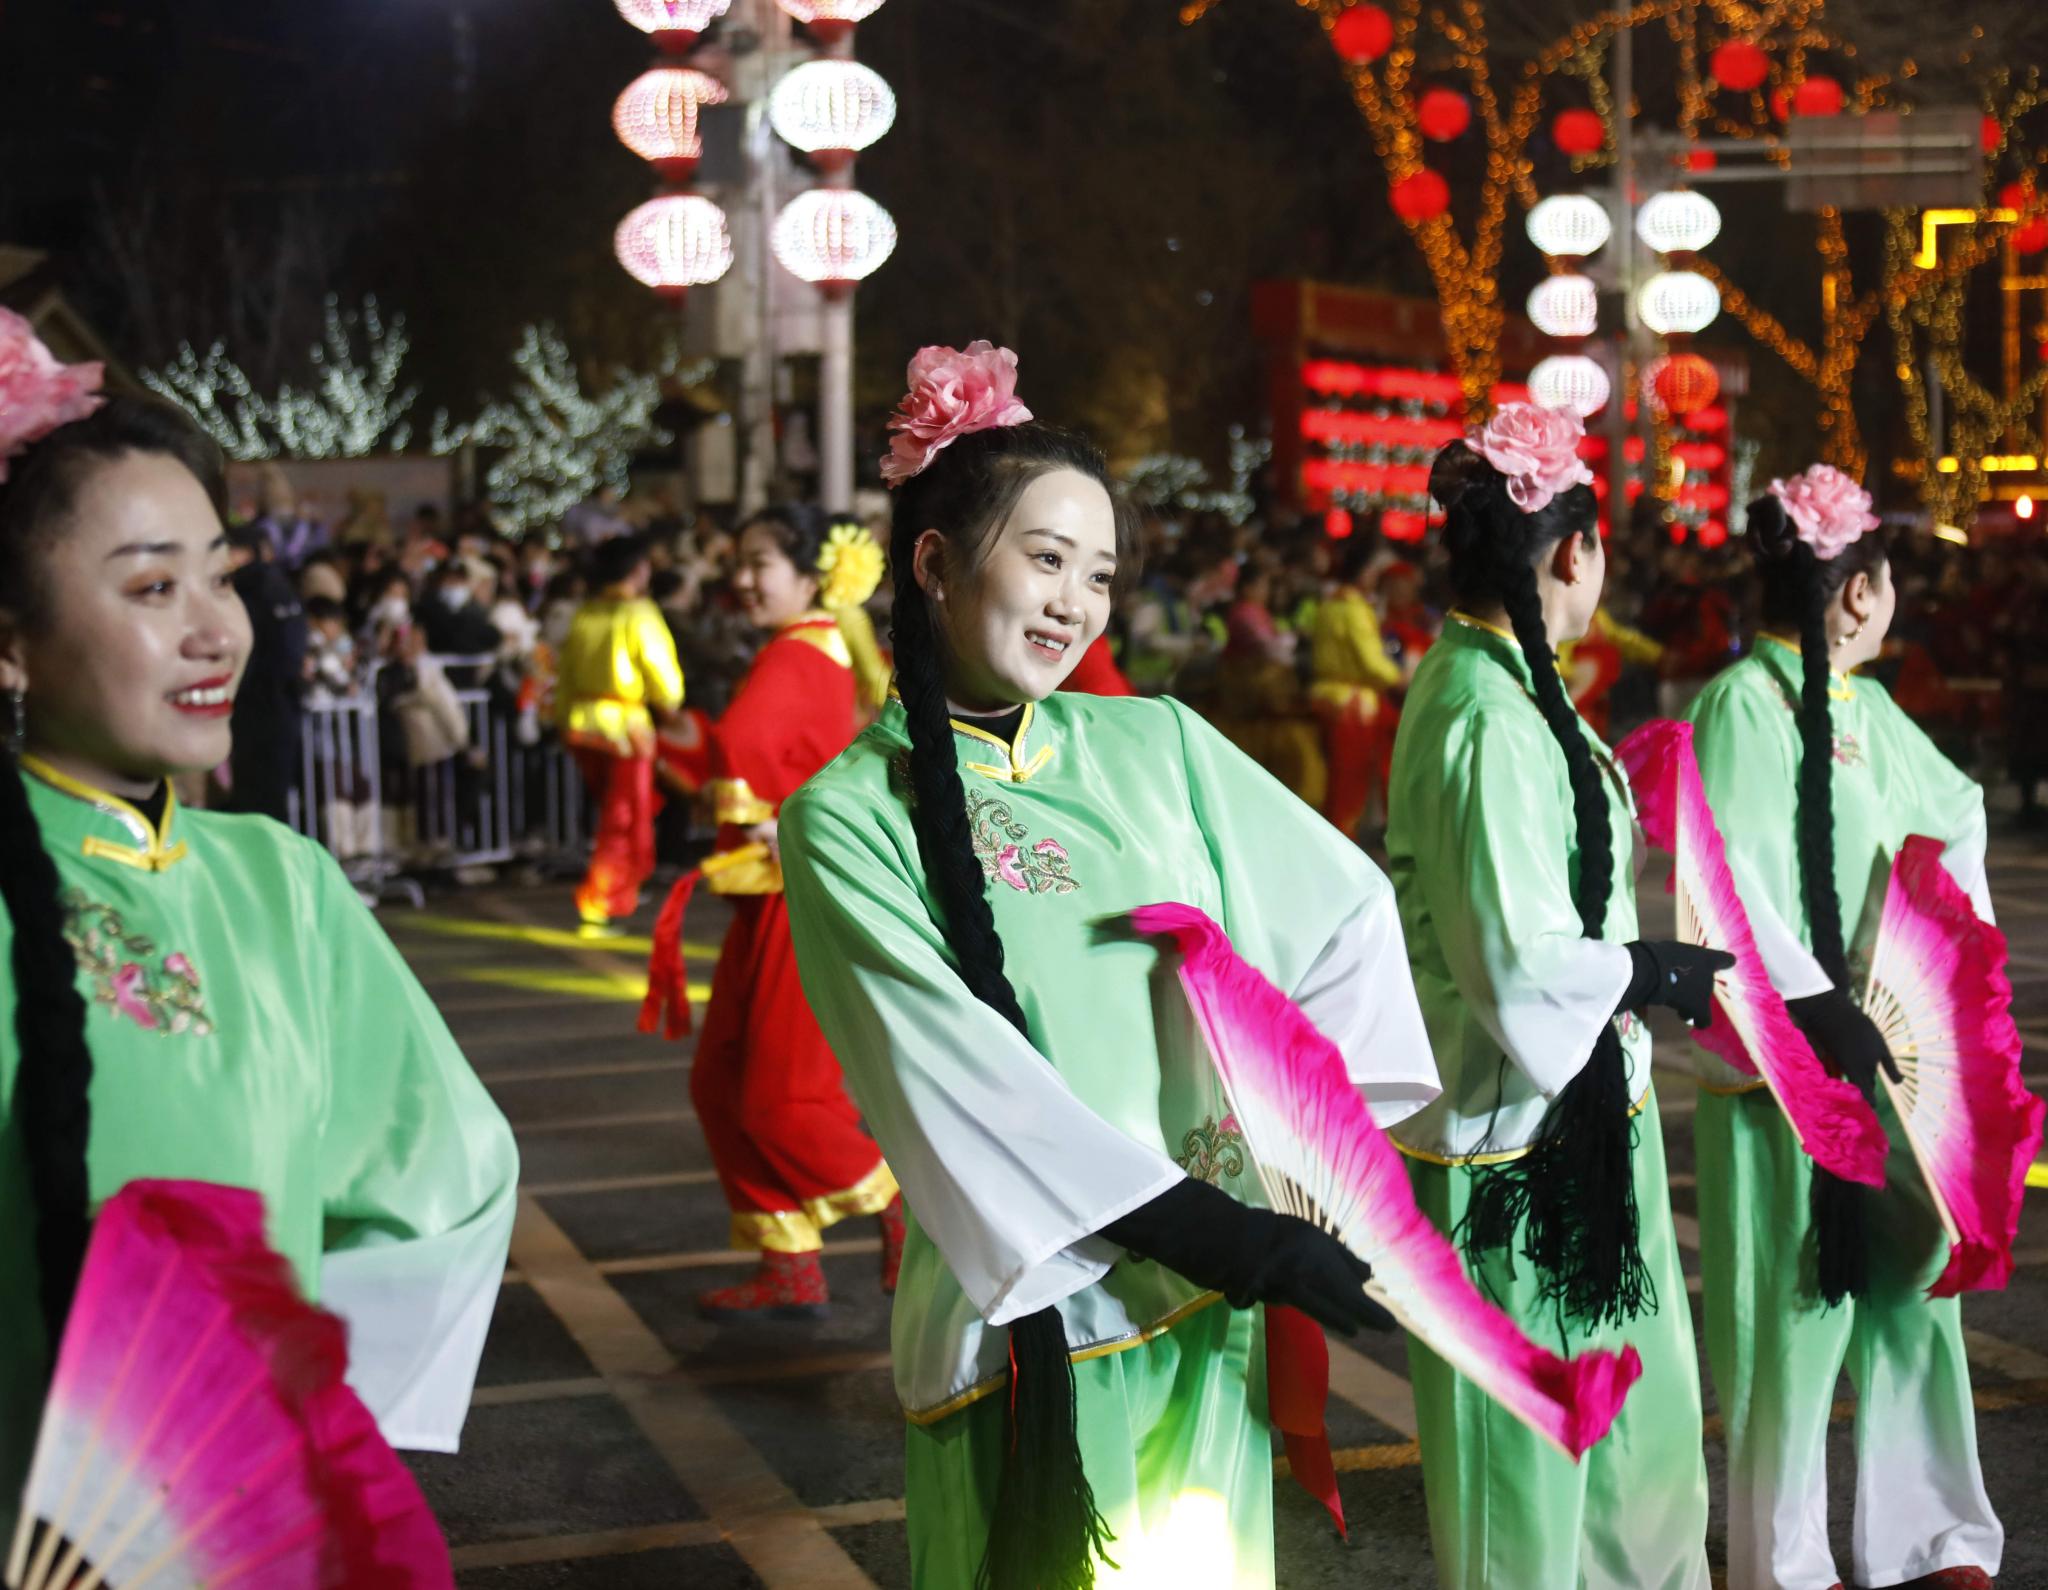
top-left (393, 827), bottom-right (2048, 1589)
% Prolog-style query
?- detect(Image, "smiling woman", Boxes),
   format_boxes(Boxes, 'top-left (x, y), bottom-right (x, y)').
top-left (0, 311), bottom-right (516, 1534)
top-left (777, 343), bottom-right (1442, 1590)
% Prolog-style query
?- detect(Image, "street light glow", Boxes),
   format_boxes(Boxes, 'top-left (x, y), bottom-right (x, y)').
top-left (771, 189), bottom-right (898, 288)
top-left (1526, 195), bottom-right (1612, 259)
top-left (768, 60), bottom-right (897, 162)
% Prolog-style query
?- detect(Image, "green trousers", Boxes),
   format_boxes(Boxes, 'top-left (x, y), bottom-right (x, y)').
top-left (904, 1298), bottom-right (1274, 1588)
top-left (1407, 1089), bottom-right (1710, 1590)
top-left (1694, 1086), bottom-right (2002, 1590)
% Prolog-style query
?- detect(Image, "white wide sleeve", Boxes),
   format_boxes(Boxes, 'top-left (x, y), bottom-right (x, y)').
top-left (781, 789), bottom-right (1185, 1328)
top-left (1291, 895), bottom-right (1442, 1128)
top-left (313, 851), bottom-right (518, 1452)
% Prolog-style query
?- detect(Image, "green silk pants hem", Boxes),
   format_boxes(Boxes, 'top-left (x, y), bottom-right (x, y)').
top-left (1407, 1087), bottom-right (1711, 1590)
top-left (1694, 1086), bottom-right (2001, 1590)
top-left (904, 1299), bottom-right (1275, 1589)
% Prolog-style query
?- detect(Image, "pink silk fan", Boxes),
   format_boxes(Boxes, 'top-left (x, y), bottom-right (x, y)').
top-left (1614, 719), bottom-right (1888, 1187)
top-left (7, 1180), bottom-right (453, 1590)
top-left (1130, 904), bottom-right (1642, 1460)
top-left (1865, 836), bottom-right (2044, 1295)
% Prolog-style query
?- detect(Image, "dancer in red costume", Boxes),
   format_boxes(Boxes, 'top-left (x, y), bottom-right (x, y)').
top-left (644, 506), bottom-right (902, 1318)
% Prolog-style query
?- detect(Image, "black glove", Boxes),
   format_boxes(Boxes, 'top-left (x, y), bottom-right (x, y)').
top-left (1622, 940), bottom-right (1736, 1028)
top-left (1787, 987), bottom-right (1900, 1098)
top-left (1100, 1177), bottom-right (1395, 1337)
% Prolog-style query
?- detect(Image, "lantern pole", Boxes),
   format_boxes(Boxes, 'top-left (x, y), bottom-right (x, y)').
top-left (821, 294), bottom-right (854, 512)
top-left (1605, 19), bottom-right (1636, 535)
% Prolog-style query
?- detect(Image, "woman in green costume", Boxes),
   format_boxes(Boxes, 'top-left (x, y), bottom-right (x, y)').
top-left (1385, 405), bottom-right (1725, 1590)
top-left (1683, 466), bottom-right (2001, 1590)
top-left (0, 343), bottom-right (518, 1514)
top-left (779, 342), bottom-right (1442, 1590)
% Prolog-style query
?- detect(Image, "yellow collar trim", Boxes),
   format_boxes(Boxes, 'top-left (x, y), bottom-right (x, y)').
top-left (779, 614), bottom-right (853, 668)
top-left (1448, 609), bottom-right (1517, 645)
top-left (1447, 610), bottom-right (1568, 680)
top-left (883, 687), bottom-right (1056, 783)
top-left (1758, 634), bottom-right (1856, 700)
top-left (20, 754), bottom-right (189, 872)
top-left (950, 701), bottom-right (1054, 784)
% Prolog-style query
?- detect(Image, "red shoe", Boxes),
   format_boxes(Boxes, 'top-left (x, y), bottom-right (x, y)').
top-left (1914, 1569), bottom-right (1994, 1589)
top-left (696, 1249), bottom-right (829, 1321)
top-left (879, 1194), bottom-right (907, 1294)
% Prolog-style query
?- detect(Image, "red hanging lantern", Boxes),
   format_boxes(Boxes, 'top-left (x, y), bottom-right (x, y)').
top-left (1325, 508), bottom-right (1355, 539)
top-left (1646, 353), bottom-right (1720, 417)
top-left (1686, 147), bottom-right (1717, 172)
top-left (1982, 115), bottom-right (2004, 154)
top-left (1709, 40), bottom-right (1769, 93)
top-left (1791, 75), bottom-right (1844, 117)
top-left (1553, 109), bottom-right (1606, 157)
top-left (1330, 4), bottom-right (1394, 64)
top-left (1390, 169), bottom-right (1451, 221)
top-left (1997, 181), bottom-right (2048, 251)
top-left (1699, 520), bottom-right (1729, 549)
top-left (1417, 88), bottom-right (1471, 142)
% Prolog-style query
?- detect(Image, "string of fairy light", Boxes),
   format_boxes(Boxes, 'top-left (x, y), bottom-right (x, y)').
top-left (1184, 0), bottom-right (2048, 529)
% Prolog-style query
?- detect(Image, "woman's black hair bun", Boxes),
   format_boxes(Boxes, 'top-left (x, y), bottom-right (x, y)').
top-left (1746, 493), bottom-right (1802, 562)
top-left (1429, 439), bottom-right (1493, 514)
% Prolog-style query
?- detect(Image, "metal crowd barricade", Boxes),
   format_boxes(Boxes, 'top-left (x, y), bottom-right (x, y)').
top-left (287, 651), bottom-right (591, 892)
top-left (289, 658), bottom-right (426, 906)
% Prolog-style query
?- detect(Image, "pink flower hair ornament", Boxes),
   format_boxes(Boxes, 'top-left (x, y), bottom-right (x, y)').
top-left (1766, 463), bottom-right (1880, 561)
top-left (880, 340), bottom-right (1033, 488)
top-left (1466, 402), bottom-right (1596, 515)
top-left (0, 307), bottom-right (106, 485)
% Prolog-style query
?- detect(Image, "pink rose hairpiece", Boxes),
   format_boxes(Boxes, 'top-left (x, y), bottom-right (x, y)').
top-left (0, 307), bottom-right (106, 485)
top-left (880, 340), bottom-right (1033, 488)
top-left (1766, 463), bottom-right (1879, 561)
top-left (1465, 401), bottom-right (1595, 515)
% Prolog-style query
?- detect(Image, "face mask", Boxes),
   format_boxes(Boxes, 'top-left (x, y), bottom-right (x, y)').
top-left (439, 586), bottom-right (470, 609)
top-left (374, 596), bottom-right (409, 627)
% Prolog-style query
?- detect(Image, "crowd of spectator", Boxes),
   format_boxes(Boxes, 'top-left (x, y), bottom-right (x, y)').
top-left (211, 459), bottom-right (2046, 884)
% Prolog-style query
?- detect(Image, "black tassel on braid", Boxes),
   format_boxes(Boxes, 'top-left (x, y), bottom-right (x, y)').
top-left (886, 419), bottom-right (1138, 1590)
top-left (1434, 444), bottom-right (1652, 1335)
top-left (0, 400), bottom-right (223, 1359)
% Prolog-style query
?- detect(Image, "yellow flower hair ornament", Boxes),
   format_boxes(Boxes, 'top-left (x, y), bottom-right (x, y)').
top-left (817, 522), bottom-right (886, 611)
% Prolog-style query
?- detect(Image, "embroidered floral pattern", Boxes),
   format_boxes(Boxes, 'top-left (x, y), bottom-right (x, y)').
top-left (1175, 1113), bottom-right (1247, 1185)
top-left (965, 789), bottom-right (1080, 894)
top-left (60, 888), bottom-right (213, 1036)
top-left (1831, 731), bottom-right (1865, 768)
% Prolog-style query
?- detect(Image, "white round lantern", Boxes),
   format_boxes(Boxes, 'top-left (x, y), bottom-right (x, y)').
top-left (1529, 354), bottom-right (1612, 418)
top-left (1634, 190), bottom-right (1722, 255)
top-left (772, 190), bottom-right (897, 290)
top-left (1526, 194), bottom-right (1612, 259)
top-left (613, 0), bottom-right (732, 51)
top-left (1526, 274), bottom-right (1599, 339)
top-left (613, 69), bottom-right (729, 180)
top-left (768, 61), bottom-right (896, 168)
top-left (615, 195), bottom-right (734, 296)
top-left (1637, 270), bottom-right (1722, 335)
top-left (774, 0), bottom-right (885, 37)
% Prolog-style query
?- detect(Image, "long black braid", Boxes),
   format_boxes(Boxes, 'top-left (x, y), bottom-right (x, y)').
top-left (887, 420), bottom-right (1139, 1590)
top-left (0, 398), bottom-right (226, 1352)
top-left (1433, 441), bottom-right (1653, 1334)
top-left (1752, 494), bottom-right (1889, 1304)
